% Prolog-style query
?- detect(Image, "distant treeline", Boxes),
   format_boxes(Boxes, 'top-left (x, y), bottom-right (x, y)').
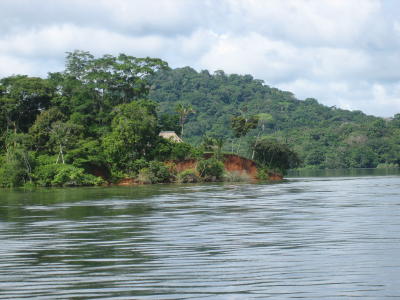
top-left (148, 67), bottom-right (400, 169)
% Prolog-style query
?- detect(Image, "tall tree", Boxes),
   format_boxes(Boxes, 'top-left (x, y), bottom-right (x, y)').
top-left (176, 103), bottom-right (195, 137)
top-left (231, 114), bottom-right (259, 154)
top-left (0, 76), bottom-right (53, 133)
top-left (103, 100), bottom-right (158, 174)
top-left (48, 51), bottom-right (169, 130)
top-left (49, 121), bottom-right (82, 164)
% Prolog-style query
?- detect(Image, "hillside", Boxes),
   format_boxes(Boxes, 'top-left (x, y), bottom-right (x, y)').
top-left (149, 67), bottom-right (400, 169)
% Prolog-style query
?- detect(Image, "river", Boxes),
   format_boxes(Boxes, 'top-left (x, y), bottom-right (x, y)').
top-left (0, 170), bottom-right (399, 299)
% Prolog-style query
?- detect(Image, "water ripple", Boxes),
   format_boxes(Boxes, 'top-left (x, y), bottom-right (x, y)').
top-left (0, 176), bottom-right (399, 298)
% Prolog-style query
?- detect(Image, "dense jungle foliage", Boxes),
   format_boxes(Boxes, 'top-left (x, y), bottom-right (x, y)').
top-left (1, 51), bottom-right (297, 188)
top-left (148, 67), bottom-right (400, 170)
top-left (0, 51), bottom-right (398, 187)
top-left (0, 51), bottom-right (195, 187)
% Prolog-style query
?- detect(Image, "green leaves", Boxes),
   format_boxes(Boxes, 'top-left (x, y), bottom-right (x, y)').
top-left (252, 138), bottom-right (301, 174)
top-left (175, 103), bottom-right (195, 137)
top-left (64, 50), bottom-right (169, 103)
top-left (196, 158), bottom-right (225, 181)
top-left (0, 75), bottom-right (53, 133)
top-left (34, 163), bottom-right (103, 187)
top-left (103, 101), bottom-right (158, 175)
top-left (231, 115), bottom-right (259, 138)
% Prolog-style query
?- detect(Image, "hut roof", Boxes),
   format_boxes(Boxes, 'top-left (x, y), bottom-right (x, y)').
top-left (159, 131), bottom-right (183, 143)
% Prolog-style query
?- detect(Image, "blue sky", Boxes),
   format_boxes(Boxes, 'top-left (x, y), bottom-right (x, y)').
top-left (1, 0), bottom-right (400, 117)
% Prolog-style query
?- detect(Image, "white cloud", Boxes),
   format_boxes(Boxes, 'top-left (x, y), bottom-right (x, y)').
top-left (0, 0), bottom-right (400, 117)
top-left (0, 55), bottom-right (36, 77)
top-left (226, 0), bottom-right (380, 46)
top-left (199, 33), bottom-right (307, 82)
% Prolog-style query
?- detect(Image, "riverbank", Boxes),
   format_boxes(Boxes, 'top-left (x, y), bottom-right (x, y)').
top-left (115, 154), bottom-right (283, 186)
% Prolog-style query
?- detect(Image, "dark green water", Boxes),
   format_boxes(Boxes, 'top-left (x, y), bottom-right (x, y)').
top-left (1, 171), bottom-right (400, 299)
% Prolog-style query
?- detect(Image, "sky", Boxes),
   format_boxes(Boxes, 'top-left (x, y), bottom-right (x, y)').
top-left (1, 0), bottom-right (400, 117)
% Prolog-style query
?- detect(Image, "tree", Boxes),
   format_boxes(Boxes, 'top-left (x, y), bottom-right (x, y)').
top-left (64, 50), bottom-right (169, 103)
top-left (29, 108), bottom-right (66, 151)
top-left (158, 113), bottom-right (180, 132)
top-left (103, 100), bottom-right (158, 174)
top-left (175, 103), bottom-right (195, 137)
top-left (231, 114), bottom-right (259, 154)
top-left (252, 138), bottom-right (301, 174)
top-left (48, 51), bottom-right (169, 131)
top-left (0, 76), bottom-right (53, 133)
top-left (0, 133), bottom-right (34, 187)
top-left (231, 115), bottom-right (259, 138)
top-left (201, 135), bottom-right (224, 159)
top-left (49, 121), bottom-right (82, 164)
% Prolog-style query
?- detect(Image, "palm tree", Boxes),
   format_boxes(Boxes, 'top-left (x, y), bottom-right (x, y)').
top-left (175, 103), bottom-right (195, 138)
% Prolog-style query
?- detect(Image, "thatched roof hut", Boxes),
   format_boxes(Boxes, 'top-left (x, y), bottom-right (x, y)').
top-left (159, 131), bottom-right (183, 143)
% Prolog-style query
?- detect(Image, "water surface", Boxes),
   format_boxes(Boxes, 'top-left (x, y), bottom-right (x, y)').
top-left (0, 172), bottom-right (400, 299)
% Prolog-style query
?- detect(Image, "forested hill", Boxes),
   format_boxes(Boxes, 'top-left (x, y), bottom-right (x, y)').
top-left (149, 67), bottom-right (400, 169)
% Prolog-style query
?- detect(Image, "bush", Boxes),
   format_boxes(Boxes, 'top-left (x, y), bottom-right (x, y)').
top-left (256, 167), bottom-right (269, 181)
top-left (152, 139), bottom-right (203, 161)
top-left (137, 161), bottom-right (172, 184)
top-left (34, 163), bottom-right (104, 187)
top-left (177, 169), bottom-right (199, 183)
top-left (0, 157), bottom-right (27, 188)
top-left (196, 158), bottom-right (224, 181)
top-left (126, 159), bottom-right (149, 176)
top-left (137, 168), bottom-right (152, 184)
top-left (0, 151), bottom-right (34, 188)
top-left (256, 166), bottom-right (283, 181)
top-left (107, 159), bottom-right (149, 181)
top-left (171, 142), bottom-right (203, 160)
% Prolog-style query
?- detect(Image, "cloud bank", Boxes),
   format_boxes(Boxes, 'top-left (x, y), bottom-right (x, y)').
top-left (1, 0), bottom-right (400, 117)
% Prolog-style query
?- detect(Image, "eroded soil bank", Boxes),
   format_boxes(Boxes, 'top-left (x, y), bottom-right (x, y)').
top-left (114, 154), bottom-right (282, 186)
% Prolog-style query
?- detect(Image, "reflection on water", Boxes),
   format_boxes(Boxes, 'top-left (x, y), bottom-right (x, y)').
top-left (288, 167), bottom-right (400, 177)
top-left (0, 172), bottom-right (400, 299)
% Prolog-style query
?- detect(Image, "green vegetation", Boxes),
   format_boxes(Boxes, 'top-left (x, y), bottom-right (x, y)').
top-left (1, 51), bottom-right (398, 188)
top-left (196, 158), bottom-right (225, 181)
top-left (0, 51), bottom-right (200, 187)
top-left (176, 169), bottom-right (199, 183)
top-left (252, 138), bottom-right (301, 175)
top-left (149, 67), bottom-right (400, 169)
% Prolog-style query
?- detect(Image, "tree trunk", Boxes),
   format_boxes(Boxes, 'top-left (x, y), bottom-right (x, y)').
top-left (56, 144), bottom-right (65, 164)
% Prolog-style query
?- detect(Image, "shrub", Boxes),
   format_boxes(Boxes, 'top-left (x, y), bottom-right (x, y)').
top-left (256, 166), bottom-right (283, 181)
top-left (196, 158), bottom-right (224, 181)
top-left (0, 157), bottom-right (27, 188)
top-left (177, 169), bottom-right (199, 183)
top-left (137, 161), bottom-right (172, 184)
top-left (34, 163), bottom-right (104, 187)
top-left (148, 161), bottom-right (171, 183)
top-left (108, 159), bottom-right (149, 181)
top-left (151, 138), bottom-right (174, 161)
top-left (256, 167), bottom-right (268, 181)
top-left (0, 150), bottom-right (34, 188)
top-left (171, 142), bottom-right (202, 160)
top-left (152, 139), bottom-right (203, 161)
top-left (127, 159), bottom-right (149, 176)
top-left (137, 168), bottom-right (152, 184)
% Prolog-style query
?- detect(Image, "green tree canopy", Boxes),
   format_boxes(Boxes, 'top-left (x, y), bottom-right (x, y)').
top-left (102, 100), bottom-right (158, 174)
top-left (253, 138), bottom-right (301, 173)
